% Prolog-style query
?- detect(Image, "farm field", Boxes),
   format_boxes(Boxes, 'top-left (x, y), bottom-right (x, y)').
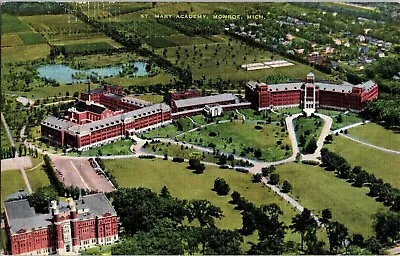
top-left (155, 39), bottom-right (331, 81)
top-left (103, 157), bottom-right (301, 242)
top-left (175, 121), bottom-right (292, 161)
top-left (2, 44), bottom-right (50, 63)
top-left (347, 123), bottom-right (400, 151)
top-left (1, 170), bottom-right (27, 207)
top-left (275, 163), bottom-right (386, 237)
top-left (327, 136), bottom-right (400, 188)
top-left (1, 14), bottom-right (31, 34)
top-left (18, 32), bottom-right (46, 45)
top-left (1, 34), bottom-right (24, 47)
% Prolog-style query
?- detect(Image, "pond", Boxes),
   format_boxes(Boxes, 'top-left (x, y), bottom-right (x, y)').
top-left (37, 61), bottom-right (149, 84)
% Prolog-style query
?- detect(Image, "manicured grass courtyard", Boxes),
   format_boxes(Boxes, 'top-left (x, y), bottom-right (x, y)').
top-left (1, 170), bottom-right (27, 207)
top-left (176, 121), bottom-right (292, 161)
top-left (347, 123), bottom-right (400, 151)
top-left (327, 135), bottom-right (400, 188)
top-left (330, 113), bottom-right (363, 131)
top-left (238, 109), bottom-right (282, 122)
top-left (103, 158), bottom-right (300, 241)
top-left (26, 165), bottom-right (50, 192)
top-left (293, 115), bottom-right (322, 153)
top-left (275, 163), bottom-right (386, 237)
top-left (69, 139), bottom-right (133, 157)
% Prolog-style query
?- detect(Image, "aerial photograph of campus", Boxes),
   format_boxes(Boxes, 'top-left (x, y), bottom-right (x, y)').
top-left (0, 1), bottom-right (399, 255)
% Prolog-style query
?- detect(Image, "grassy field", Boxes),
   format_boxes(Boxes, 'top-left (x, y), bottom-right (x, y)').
top-left (2, 43), bottom-right (51, 63)
top-left (69, 139), bottom-right (133, 157)
top-left (1, 122), bottom-right (11, 148)
top-left (347, 123), bottom-right (400, 151)
top-left (327, 136), bottom-right (400, 188)
top-left (131, 94), bottom-right (164, 103)
top-left (276, 163), bottom-right (386, 237)
top-left (176, 121), bottom-right (292, 161)
top-left (104, 158), bottom-right (300, 241)
top-left (1, 14), bottom-right (31, 34)
top-left (331, 113), bottom-right (363, 131)
top-left (276, 107), bottom-right (303, 115)
top-left (1, 170), bottom-right (27, 206)
top-left (155, 38), bottom-right (331, 81)
top-left (238, 108), bottom-right (283, 122)
top-left (1, 34), bottom-right (24, 47)
top-left (26, 166), bottom-right (50, 192)
top-left (18, 32), bottom-right (46, 45)
top-left (104, 71), bottom-right (175, 87)
top-left (144, 141), bottom-right (218, 163)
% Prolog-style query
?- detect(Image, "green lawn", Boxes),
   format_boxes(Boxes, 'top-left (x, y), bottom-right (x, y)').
top-left (1, 170), bottom-right (27, 206)
top-left (276, 107), bottom-right (303, 115)
top-left (1, 14), bottom-right (31, 34)
top-left (176, 121), bottom-right (292, 161)
top-left (104, 158), bottom-right (300, 241)
top-left (327, 136), bottom-right (400, 188)
top-left (132, 94), bottom-right (164, 103)
top-left (1, 122), bottom-right (11, 148)
top-left (293, 116), bottom-right (323, 153)
top-left (69, 139), bottom-right (133, 157)
top-left (142, 123), bottom-right (181, 139)
top-left (144, 141), bottom-right (218, 163)
top-left (347, 123), bottom-right (400, 152)
top-left (238, 108), bottom-right (283, 122)
top-left (331, 113), bottom-right (363, 131)
top-left (26, 165), bottom-right (50, 192)
top-left (276, 163), bottom-right (386, 237)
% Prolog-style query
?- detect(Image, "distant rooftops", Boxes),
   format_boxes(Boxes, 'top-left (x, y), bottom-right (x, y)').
top-left (174, 94), bottom-right (238, 108)
top-left (120, 95), bottom-right (152, 108)
top-left (4, 193), bottom-right (116, 234)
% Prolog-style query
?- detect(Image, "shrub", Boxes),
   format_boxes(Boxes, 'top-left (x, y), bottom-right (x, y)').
top-left (301, 160), bottom-right (320, 165)
top-left (172, 157), bottom-right (184, 163)
top-left (235, 168), bottom-right (249, 174)
top-left (254, 125), bottom-right (262, 130)
top-left (209, 131), bottom-right (217, 137)
top-left (138, 155), bottom-right (156, 159)
top-left (213, 178), bottom-right (230, 195)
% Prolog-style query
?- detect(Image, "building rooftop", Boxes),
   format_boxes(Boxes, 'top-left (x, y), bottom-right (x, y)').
top-left (74, 101), bottom-right (107, 115)
top-left (68, 103), bottom-right (170, 134)
top-left (174, 94), bottom-right (238, 108)
top-left (4, 199), bottom-right (52, 234)
top-left (41, 116), bottom-right (76, 131)
top-left (269, 83), bottom-right (303, 92)
top-left (121, 96), bottom-right (152, 108)
top-left (4, 193), bottom-right (116, 234)
top-left (103, 93), bottom-right (124, 101)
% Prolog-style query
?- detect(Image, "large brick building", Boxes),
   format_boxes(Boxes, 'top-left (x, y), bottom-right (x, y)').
top-left (41, 85), bottom-right (172, 151)
top-left (245, 73), bottom-right (378, 111)
top-left (4, 193), bottom-right (118, 255)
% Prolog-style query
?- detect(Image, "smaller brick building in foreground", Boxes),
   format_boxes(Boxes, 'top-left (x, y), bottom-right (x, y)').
top-left (4, 193), bottom-right (118, 255)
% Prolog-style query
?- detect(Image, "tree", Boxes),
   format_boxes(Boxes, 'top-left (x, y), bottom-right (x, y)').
top-left (261, 165), bottom-right (276, 177)
top-left (269, 173), bottom-right (280, 185)
top-left (320, 208), bottom-right (332, 225)
top-left (213, 178), bottom-right (230, 196)
top-left (303, 137), bottom-right (318, 154)
top-left (252, 173), bottom-right (262, 183)
top-left (218, 154), bottom-right (227, 165)
top-left (28, 185), bottom-right (59, 213)
top-left (254, 148), bottom-right (262, 158)
top-left (160, 185), bottom-right (171, 198)
top-left (187, 199), bottom-right (223, 227)
top-left (373, 211), bottom-right (400, 244)
top-left (230, 191), bottom-right (241, 204)
top-left (290, 208), bottom-right (318, 251)
top-left (326, 221), bottom-right (349, 253)
top-left (324, 134), bottom-right (333, 144)
top-left (304, 228), bottom-right (326, 255)
top-left (241, 210), bottom-right (257, 236)
top-left (281, 180), bottom-right (292, 193)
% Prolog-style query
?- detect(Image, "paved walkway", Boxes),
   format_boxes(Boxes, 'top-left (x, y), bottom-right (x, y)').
top-left (20, 168), bottom-right (33, 194)
top-left (340, 134), bottom-right (400, 154)
top-left (1, 112), bottom-right (16, 150)
top-left (235, 109), bottom-right (246, 120)
top-left (331, 121), bottom-right (369, 134)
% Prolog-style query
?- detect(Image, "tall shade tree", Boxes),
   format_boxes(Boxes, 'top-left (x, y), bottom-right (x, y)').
top-left (326, 221), bottom-right (349, 254)
top-left (290, 208), bottom-right (318, 251)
